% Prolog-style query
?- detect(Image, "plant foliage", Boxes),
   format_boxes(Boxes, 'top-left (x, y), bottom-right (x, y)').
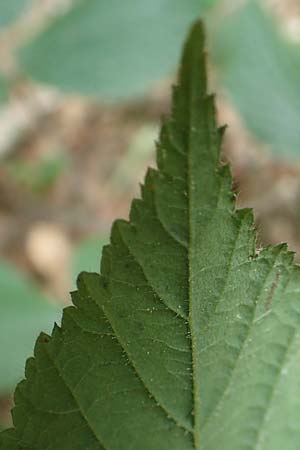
top-left (19, 0), bottom-right (203, 99)
top-left (0, 263), bottom-right (60, 394)
top-left (1, 20), bottom-right (300, 450)
top-left (0, 0), bottom-right (27, 28)
top-left (213, 0), bottom-right (300, 156)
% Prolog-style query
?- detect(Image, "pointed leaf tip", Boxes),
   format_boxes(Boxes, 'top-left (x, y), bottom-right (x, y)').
top-left (179, 19), bottom-right (207, 97)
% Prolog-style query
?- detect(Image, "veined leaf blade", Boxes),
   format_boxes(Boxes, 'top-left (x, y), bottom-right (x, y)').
top-left (1, 20), bottom-right (300, 450)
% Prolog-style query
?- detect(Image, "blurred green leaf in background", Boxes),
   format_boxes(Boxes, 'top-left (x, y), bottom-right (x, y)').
top-left (0, 0), bottom-right (28, 28)
top-left (16, 0), bottom-right (300, 158)
top-left (212, 0), bottom-right (300, 157)
top-left (2, 0), bottom-right (300, 158)
top-left (5, 153), bottom-right (67, 194)
top-left (19, 0), bottom-right (218, 99)
top-left (0, 263), bottom-right (60, 394)
top-left (72, 236), bottom-right (107, 285)
top-left (0, 77), bottom-right (8, 104)
top-left (0, 0), bottom-right (30, 103)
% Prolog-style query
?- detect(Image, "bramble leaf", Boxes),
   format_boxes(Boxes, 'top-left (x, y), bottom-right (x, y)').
top-left (1, 21), bottom-right (300, 450)
top-left (0, 0), bottom-right (28, 28)
top-left (19, 0), bottom-right (203, 99)
top-left (0, 262), bottom-right (60, 394)
top-left (213, 1), bottom-right (300, 157)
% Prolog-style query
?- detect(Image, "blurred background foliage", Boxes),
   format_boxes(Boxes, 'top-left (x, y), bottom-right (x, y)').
top-left (1, 0), bottom-right (300, 429)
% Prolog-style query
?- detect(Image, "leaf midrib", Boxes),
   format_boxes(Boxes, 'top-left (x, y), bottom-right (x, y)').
top-left (187, 64), bottom-right (200, 450)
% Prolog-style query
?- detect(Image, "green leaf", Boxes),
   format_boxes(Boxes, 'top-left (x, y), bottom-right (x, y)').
top-left (0, 0), bottom-right (28, 28)
top-left (212, 0), bottom-right (300, 156)
top-left (0, 262), bottom-right (60, 394)
top-left (2, 20), bottom-right (300, 450)
top-left (72, 236), bottom-right (108, 286)
top-left (0, 0), bottom-right (27, 102)
top-left (0, 430), bottom-right (19, 450)
top-left (0, 75), bottom-right (8, 104)
top-left (5, 154), bottom-right (67, 193)
top-left (19, 0), bottom-right (208, 99)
